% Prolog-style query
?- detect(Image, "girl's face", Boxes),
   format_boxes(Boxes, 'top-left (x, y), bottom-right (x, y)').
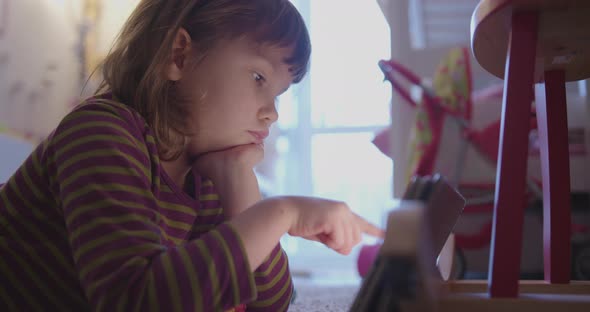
top-left (175, 36), bottom-right (294, 158)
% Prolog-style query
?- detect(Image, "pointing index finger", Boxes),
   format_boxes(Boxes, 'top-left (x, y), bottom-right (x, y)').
top-left (355, 214), bottom-right (385, 238)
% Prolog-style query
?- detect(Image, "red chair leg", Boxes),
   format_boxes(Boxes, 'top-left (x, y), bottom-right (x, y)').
top-left (488, 11), bottom-right (538, 298)
top-left (534, 70), bottom-right (571, 284)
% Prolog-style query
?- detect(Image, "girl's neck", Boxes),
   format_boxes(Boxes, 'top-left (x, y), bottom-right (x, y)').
top-left (161, 153), bottom-right (192, 190)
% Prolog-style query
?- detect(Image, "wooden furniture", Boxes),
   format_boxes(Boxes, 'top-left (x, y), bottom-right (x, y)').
top-left (471, 0), bottom-right (590, 299)
top-left (350, 177), bottom-right (590, 311)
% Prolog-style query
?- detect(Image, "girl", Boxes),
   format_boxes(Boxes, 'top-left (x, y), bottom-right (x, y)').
top-left (0, 0), bottom-right (384, 311)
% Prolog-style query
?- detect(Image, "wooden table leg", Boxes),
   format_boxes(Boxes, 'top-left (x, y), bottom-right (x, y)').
top-left (534, 70), bottom-right (571, 284)
top-left (488, 11), bottom-right (538, 298)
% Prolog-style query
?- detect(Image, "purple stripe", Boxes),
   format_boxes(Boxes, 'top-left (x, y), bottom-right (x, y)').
top-left (255, 260), bottom-right (290, 300)
top-left (59, 171), bottom-right (151, 196)
top-left (73, 219), bottom-right (161, 246)
top-left (9, 240), bottom-right (84, 300)
top-left (1, 248), bottom-right (59, 307)
top-left (151, 253), bottom-right (174, 308)
top-left (79, 241), bottom-right (163, 284)
top-left (159, 223), bottom-right (192, 241)
top-left (65, 196), bottom-right (158, 224)
top-left (19, 156), bottom-right (54, 204)
top-left (255, 257), bottom-right (286, 288)
top-left (199, 199), bottom-right (222, 210)
top-left (251, 273), bottom-right (293, 311)
top-left (11, 164), bottom-right (51, 208)
top-left (0, 255), bottom-right (43, 308)
top-left (55, 145), bottom-right (149, 178)
top-left (255, 245), bottom-right (281, 273)
top-left (167, 248), bottom-right (195, 309)
top-left (62, 101), bottom-right (143, 138)
top-left (215, 224), bottom-right (256, 304)
top-left (184, 241), bottom-right (214, 307)
top-left (53, 130), bottom-right (145, 159)
top-left (87, 260), bottom-right (149, 307)
top-left (56, 113), bottom-right (135, 138)
top-left (2, 182), bottom-right (33, 216)
top-left (195, 215), bottom-right (225, 227)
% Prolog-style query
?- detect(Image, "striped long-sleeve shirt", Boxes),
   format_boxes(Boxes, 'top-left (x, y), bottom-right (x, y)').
top-left (0, 94), bottom-right (293, 311)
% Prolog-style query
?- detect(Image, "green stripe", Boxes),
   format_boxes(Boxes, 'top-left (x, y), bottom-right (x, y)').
top-left (20, 159), bottom-right (51, 203)
top-left (201, 180), bottom-right (214, 187)
top-left (6, 179), bottom-right (66, 237)
top-left (61, 166), bottom-right (142, 190)
top-left (160, 255), bottom-right (183, 312)
top-left (65, 199), bottom-right (189, 239)
top-left (55, 134), bottom-right (142, 160)
top-left (53, 114), bottom-right (141, 147)
top-left (116, 293), bottom-right (127, 312)
top-left (198, 208), bottom-right (223, 217)
top-left (247, 273), bottom-right (292, 308)
top-left (277, 281), bottom-right (293, 312)
top-left (157, 199), bottom-right (198, 217)
top-left (30, 147), bottom-right (44, 178)
top-left (0, 222), bottom-right (86, 306)
top-left (67, 201), bottom-right (154, 237)
top-left (2, 247), bottom-right (69, 310)
top-left (0, 191), bottom-right (78, 283)
top-left (177, 248), bottom-right (203, 310)
top-left (53, 115), bottom-right (131, 143)
top-left (145, 134), bottom-right (156, 145)
top-left (0, 283), bottom-right (18, 311)
top-left (146, 270), bottom-right (160, 312)
top-left (62, 183), bottom-right (154, 208)
top-left (192, 224), bottom-right (215, 234)
top-left (55, 148), bottom-right (150, 179)
top-left (74, 230), bottom-right (160, 262)
top-left (199, 194), bottom-right (219, 201)
top-left (212, 230), bottom-right (241, 305)
top-left (257, 254), bottom-right (288, 292)
top-left (195, 239), bottom-right (221, 307)
top-left (91, 98), bottom-right (135, 115)
top-left (86, 257), bottom-right (149, 301)
top-left (254, 248), bottom-right (282, 277)
top-left (132, 272), bottom-right (149, 312)
top-left (79, 243), bottom-right (161, 280)
top-left (70, 213), bottom-right (155, 242)
top-left (0, 256), bottom-right (44, 311)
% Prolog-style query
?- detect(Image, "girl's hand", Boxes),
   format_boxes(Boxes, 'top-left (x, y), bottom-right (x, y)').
top-left (193, 144), bottom-right (264, 218)
top-left (193, 143), bottom-right (264, 182)
top-left (283, 197), bottom-right (385, 255)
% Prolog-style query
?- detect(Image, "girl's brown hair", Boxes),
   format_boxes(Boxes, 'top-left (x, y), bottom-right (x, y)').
top-left (97, 0), bottom-right (311, 160)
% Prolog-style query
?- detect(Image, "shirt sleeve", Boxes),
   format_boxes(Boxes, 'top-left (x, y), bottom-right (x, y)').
top-left (246, 244), bottom-right (293, 311)
top-left (194, 174), bottom-right (294, 311)
top-left (47, 101), bottom-right (257, 311)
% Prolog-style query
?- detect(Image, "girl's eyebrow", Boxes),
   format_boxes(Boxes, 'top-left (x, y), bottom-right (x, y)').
top-left (251, 54), bottom-right (275, 75)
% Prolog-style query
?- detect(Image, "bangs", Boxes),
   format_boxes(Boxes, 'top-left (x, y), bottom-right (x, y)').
top-left (252, 1), bottom-right (311, 83)
top-left (183, 0), bottom-right (310, 83)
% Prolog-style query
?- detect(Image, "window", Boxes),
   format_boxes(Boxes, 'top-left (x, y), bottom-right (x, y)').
top-left (257, 0), bottom-right (392, 281)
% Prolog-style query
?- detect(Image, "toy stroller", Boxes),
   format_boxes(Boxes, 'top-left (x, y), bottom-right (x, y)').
top-left (372, 47), bottom-right (590, 280)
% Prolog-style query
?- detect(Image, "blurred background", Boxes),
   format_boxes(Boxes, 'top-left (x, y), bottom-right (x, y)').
top-left (1, 0), bottom-right (589, 286)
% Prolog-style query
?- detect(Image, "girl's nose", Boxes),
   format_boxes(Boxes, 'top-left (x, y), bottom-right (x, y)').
top-left (259, 100), bottom-right (279, 124)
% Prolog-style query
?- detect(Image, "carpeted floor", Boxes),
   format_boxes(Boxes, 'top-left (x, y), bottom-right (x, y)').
top-left (289, 280), bottom-right (360, 312)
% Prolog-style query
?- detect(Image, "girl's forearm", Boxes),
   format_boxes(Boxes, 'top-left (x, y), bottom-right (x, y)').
top-left (214, 168), bottom-right (262, 218)
top-left (228, 197), bottom-right (293, 271)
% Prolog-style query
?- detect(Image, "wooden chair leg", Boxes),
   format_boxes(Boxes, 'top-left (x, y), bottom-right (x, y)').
top-left (488, 11), bottom-right (538, 298)
top-left (534, 70), bottom-right (571, 284)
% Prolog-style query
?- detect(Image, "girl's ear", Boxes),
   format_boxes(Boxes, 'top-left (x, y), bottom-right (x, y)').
top-left (166, 27), bottom-right (192, 81)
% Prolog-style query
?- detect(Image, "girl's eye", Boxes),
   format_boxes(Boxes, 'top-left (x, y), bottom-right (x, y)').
top-left (253, 72), bottom-right (265, 83)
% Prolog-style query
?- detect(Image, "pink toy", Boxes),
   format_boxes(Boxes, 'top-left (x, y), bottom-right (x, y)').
top-left (357, 244), bottom-right (381, 278)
